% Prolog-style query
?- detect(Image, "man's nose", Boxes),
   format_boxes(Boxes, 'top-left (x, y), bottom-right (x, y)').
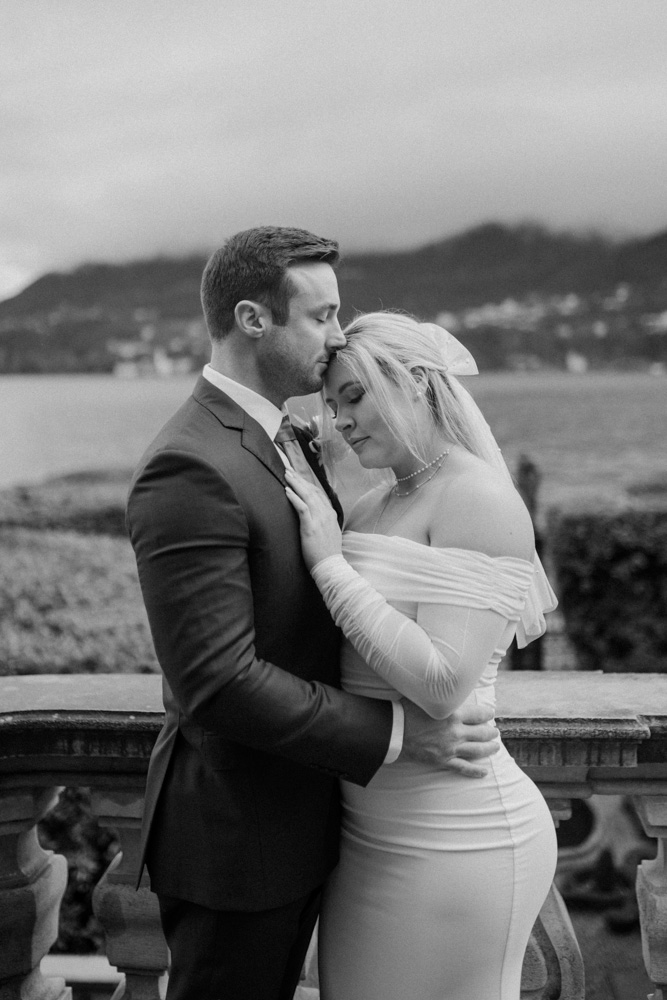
top-left (327, 318), bottom-right (346, 350)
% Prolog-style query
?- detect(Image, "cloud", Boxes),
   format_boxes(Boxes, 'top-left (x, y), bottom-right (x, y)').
top-left (1, 0), bottom-right (666, 294)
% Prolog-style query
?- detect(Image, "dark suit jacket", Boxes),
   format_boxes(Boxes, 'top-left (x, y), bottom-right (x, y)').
top-left (127, 376), bottom-right (393, 911)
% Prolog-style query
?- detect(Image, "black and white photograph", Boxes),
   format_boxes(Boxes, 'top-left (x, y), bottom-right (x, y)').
top-left (1, 3), bottom-right (666, 998)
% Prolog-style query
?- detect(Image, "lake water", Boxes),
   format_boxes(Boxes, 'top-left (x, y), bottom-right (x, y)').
top-left (0, 374), bottom-right (198, 489)
top-left (1, 371), bottom-right (665, 511)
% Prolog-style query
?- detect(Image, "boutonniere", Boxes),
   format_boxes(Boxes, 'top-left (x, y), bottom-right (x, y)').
top-left (292, 414), bottom-right (325, 466)
top-left (290, 409), bottom-right (349, 473)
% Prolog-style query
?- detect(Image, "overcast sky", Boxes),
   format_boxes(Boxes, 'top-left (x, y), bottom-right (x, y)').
top-left (2, 0), bottom-right (667, 300)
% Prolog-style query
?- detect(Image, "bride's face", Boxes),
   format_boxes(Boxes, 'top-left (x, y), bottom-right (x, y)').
top-left (323, 356), bottom-right (415, 471)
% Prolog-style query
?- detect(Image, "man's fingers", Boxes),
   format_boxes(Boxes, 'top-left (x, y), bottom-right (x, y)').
top-left (455, 740), bottom-right (500, 761)
top-left (462, 722), bottom-right (499, 743)
top-left (455, 704), bottom-right (495, 725)
top-left (444, 757), bottom-right (489, 779)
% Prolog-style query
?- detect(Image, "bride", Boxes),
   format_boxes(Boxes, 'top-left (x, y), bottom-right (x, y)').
top-left (285, 312), bottom-right (558, 1000)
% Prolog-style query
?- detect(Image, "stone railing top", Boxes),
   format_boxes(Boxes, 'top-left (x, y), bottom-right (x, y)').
top-left (497, 670), bottom-right (666, 723)
top-left (496, 670), bottom-right (667, 773)
top-left (0, 674), bottom-right (163, 786)
top-left (0, 673), bottom-right (161, 714)
top-left (0, 671), bottom-right (665, 784)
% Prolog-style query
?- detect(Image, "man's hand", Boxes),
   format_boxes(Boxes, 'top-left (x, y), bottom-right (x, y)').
top-left (399, 700), bottom-right (500, 778)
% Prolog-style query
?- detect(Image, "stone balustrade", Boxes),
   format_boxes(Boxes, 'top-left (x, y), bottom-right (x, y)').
top-left (1, 671), bottom-right (666, 1000)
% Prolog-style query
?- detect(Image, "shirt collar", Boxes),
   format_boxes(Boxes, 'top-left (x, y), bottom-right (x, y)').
top-left (202, 364), bottom-right (284, 441)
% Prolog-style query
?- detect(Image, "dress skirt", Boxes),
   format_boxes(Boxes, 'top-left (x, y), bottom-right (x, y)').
top-left (318, 742), bottom-right (557, 1000)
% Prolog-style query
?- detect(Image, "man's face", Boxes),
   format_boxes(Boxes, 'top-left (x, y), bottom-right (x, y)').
top-left (258, 262), bottom-right (345, 402)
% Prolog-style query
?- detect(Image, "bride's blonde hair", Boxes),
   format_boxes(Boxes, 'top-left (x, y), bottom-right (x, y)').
top-left (322, 311), bottom-right (555, 646)
top-left (330, 311), bottom-right (502, 470)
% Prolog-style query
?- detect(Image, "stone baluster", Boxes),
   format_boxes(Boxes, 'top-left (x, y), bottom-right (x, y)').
top-left (517, 798), bottom-right (585, 1000)
top-left (91, 786), bottom-right (168, 1000)
top-left (0, 785), bottom-right (71, 1000)
top-left (634, 795), bottom-right (667, 1000)
top-left (521, 883), bottom-right (585, 1000)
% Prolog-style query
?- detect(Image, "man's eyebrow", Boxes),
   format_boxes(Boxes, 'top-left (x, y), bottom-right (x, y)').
top-left (313, 302), bottom-right (340, 312)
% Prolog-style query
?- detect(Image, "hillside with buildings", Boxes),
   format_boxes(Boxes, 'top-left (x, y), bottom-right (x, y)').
top-left (0, 224), bottom-right (665, 375)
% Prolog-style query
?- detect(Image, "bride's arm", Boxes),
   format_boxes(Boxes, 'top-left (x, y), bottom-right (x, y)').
top-left (311, 556), bottom-right (508, 718)
top-left (285, 466), bottom-right (532, 718)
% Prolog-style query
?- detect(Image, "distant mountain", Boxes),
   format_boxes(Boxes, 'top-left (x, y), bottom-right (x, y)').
top-left (337, 223), bottom-right (667, 316)
top-left (2, 222), bottom-right (666, 323)
top-left (0, 256), bottom-right (207, 320)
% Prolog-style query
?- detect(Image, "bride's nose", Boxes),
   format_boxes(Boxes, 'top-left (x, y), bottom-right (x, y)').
top-left (334, 408), bottom-right (353, 433)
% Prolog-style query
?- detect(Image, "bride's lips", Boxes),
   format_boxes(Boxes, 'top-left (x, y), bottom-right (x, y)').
top-left (348, 437), bottom-right (369, 451)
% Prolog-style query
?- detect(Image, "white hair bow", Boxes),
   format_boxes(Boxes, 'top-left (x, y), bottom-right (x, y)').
top-left (419, 323), bottom-right (479, 376)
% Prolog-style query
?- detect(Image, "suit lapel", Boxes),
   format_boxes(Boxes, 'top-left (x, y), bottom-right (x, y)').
top-left (191, 376), bottom-right (287, 486)
top-left (240, 421), bottom-right (287, 484)
top-left (191, 376), bottom-right (343, 520)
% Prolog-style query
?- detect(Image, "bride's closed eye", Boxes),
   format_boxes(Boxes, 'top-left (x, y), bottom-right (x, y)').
top-left (341, 389), bottom-right (365, 410)
top-left (325, 380), bottom-right (366, 419)
top-left (327, 392), bottom-right (364, 418)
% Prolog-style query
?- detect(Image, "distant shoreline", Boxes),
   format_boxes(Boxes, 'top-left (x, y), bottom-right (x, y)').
top-left (1, 371), bottom-right (665, 512)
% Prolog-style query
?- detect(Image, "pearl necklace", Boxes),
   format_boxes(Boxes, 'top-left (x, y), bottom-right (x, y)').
top-left (373, 450), bottom-right (450, 533)
top-left (393, 449), bottom-right (450, 497)
top-left (394, 447), bottom-right (451, 483)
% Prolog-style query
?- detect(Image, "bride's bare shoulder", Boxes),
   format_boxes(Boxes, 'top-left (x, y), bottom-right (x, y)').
top-left (344, 484), bottom-right (390, 532)
top-left (430, 450), bottom-right (535, 560)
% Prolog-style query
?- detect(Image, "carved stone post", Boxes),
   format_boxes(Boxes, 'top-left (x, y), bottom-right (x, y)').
top-left (517, 798), bottom-right (585, 1000)
top-left (91, 787), bottom-right (168, 1000)
top-left (634, 795), bottom-right (667, 1000)
top-left (0, 786), bottom-right (71, 1000)
top-left (521, 883), bottom-right (585, 1000)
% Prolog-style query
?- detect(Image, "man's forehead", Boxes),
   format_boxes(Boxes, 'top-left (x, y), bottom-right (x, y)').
top-left (288, 262), bottom-right (340, 304)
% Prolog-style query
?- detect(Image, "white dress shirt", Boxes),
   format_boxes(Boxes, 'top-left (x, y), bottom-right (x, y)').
top-left (202, 364), bottom-right (404, 763)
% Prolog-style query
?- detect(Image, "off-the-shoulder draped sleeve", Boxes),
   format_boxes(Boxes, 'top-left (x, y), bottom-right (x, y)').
top-left (515, 550), bottom-right (557, 647)
top-left (311, 533), bottom-right (556, 717)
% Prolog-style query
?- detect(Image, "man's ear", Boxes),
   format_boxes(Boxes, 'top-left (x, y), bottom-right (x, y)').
top-left (234, 300), bottom-right (272, 340)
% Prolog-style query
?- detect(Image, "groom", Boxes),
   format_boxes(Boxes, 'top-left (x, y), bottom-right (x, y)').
top-left (127, 226), bottom-right (500, 1000)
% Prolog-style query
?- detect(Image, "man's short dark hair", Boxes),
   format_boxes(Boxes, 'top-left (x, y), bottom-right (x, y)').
top-left (200, 226), bottom-right (340, 340)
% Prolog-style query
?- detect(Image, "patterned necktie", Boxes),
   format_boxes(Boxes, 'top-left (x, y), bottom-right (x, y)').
top-left (274, 414), bottom-right (325, 491)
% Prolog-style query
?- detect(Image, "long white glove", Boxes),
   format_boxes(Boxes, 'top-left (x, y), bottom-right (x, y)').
top-left (311, 555), bottom-right (512, 719)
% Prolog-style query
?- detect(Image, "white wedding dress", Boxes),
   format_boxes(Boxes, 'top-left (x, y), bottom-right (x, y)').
top-left (310, 532), bottom-right (558, 1000)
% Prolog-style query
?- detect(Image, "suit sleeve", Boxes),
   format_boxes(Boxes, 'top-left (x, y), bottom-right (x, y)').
top-left (127, 448), bottom-right (392, 785)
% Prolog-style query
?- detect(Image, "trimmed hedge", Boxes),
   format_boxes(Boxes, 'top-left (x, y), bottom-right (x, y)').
top-left (549, 503), bottom-right (667, 672)
top-left (0, 469), bottom-right (130, 536)
top-left (0, 526), bottom-right (158, 674)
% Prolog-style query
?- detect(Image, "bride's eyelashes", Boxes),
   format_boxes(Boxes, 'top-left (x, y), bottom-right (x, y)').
top-left (327, 390), bottom-right (365, 419)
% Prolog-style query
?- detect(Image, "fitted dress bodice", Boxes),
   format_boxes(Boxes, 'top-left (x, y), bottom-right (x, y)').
top-left (336, 531), bottom-right (537, 715)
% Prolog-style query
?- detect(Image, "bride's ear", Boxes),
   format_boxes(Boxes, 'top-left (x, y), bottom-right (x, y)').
top-left (412, 368), bottom-right (429, 399)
